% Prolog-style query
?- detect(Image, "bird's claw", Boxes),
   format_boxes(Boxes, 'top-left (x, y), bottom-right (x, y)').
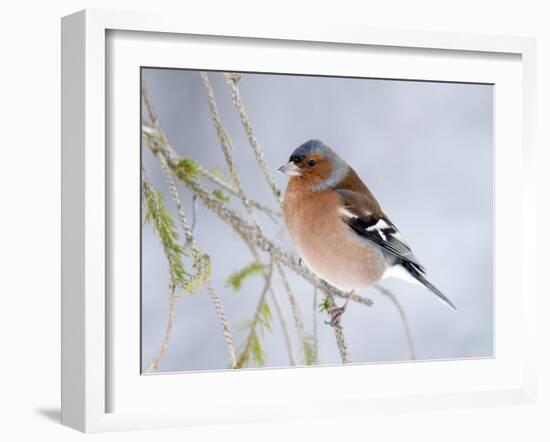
top-left (325, 306), bottom-right (346, 327)
top-left (324, 290), bottom-right (354, 327)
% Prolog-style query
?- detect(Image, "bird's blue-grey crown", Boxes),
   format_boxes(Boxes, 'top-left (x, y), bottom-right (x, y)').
top-left (290, 139), bottom-right (349, 191)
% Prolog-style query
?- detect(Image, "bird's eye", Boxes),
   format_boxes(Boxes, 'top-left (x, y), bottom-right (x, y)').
top-left (307, 159), bottom-right (317, 168)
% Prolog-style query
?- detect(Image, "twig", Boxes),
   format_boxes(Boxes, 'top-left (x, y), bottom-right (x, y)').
top-left (375, 284), bottom-right (416, 360)
top-left (205, 279), bottom-right (238, 368)
top-left (144, 125), bottom-right (280, 220)
top-left (312, 287), bottom-right (319, 364)
top-left (201, 72), bottom-right (314, 364)
top-left (142, 85), bottom-right (168, 146)
top-left (190, 194), bottom-right (198, 233)
top-left (200, 72), bottom-right (272, 234)
top-left (224, 73), bottom-right (284, 207)
top-left (223, 73), bottom-right (324, 361)
top-left (141, 176), bottom-right (183, 373)
top-left (276, 262), bottom-right (308, 364)
top-left (269, 288), bottom-right (297, 366)
top-left (236, 257), bottom-right (274, 368)
top-left (158, 151), bottom-right (237, 368)
top-left (159, 157), bottom-right (198, 254)
top-left (198, 166), bottom-right (281, 220)
top-left (333, 323), bottom-right (350, 364)
top-left (323, 292), bottom-right (350, 364)
top-left (232, 220), bottom-right (298, 367)
top-left (145, 280), bottom-right (176, 373)
top-left (200, 72), bottom-right (246, 196)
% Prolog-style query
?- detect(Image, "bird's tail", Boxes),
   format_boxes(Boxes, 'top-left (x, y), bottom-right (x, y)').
top-left (402, 261), bottom-right (456, 310)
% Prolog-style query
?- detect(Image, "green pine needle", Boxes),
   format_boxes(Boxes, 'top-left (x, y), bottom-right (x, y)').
top-left (142, 179), bottom-right (190, 290)
top-left (318, 296), bottom-right (333, 313)
top-left (303, 333), bottom-right (318, 366)
top-left (209, 168), bottom-right (229, 182)
top-left (226, 261), bottom-right (266, 291)
top-left (176, 157), bottom-right (200, 180)
top-left (236, 298), bottom-right (273, 368)
top-left (249, 332), bottom-right (265, 365)
top-left (212, 189), bottom-right (230, 203)
top-left (259, 301), bottom-right (272, 333)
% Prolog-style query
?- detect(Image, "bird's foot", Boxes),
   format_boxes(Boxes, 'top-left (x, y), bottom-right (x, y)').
top-left (325, 305), bottom-right (346, 327)
top-left (325, 291), bottom-right (355, 327)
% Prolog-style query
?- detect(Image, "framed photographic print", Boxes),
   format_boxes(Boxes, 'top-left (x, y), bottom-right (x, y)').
top-left (140, 67), bottom-right (491, 373)
top-left (61, 9), bottom-right (537, 432)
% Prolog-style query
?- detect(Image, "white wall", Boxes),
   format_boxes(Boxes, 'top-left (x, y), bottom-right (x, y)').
top-left (0, 1), bottom-right (548, 441)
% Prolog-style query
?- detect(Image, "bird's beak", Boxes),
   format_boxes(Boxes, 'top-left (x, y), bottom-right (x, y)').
top-left (278, 162), bottom-right (301, 176)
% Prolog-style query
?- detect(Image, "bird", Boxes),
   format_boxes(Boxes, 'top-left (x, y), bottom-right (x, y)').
top-left (278, 139), bottom-right (455, 326)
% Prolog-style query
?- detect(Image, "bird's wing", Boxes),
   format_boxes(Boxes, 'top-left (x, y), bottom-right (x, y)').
top-left (334, 189), bottom-right (425, 272)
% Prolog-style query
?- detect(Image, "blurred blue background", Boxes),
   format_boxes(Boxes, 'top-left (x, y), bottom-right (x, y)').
top-left (141, 68), bottom-right (493, 372)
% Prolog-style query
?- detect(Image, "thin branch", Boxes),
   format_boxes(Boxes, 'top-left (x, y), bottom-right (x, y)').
top-left (224, 73), bottom-right (284, 207)
top-left (276, 262), bottom-right (308, 364)
top-left (312, 287), bottom-right (319, 364)
top-left (157, 151), bottom-right (237, 368)
top-left (269, 288), bottom-right (297, 366)
top-left (232, 218), bottom-right (298, 367)
top-left (205, 279), bottom-right (238, 368)
top-left (201, 73), bottom-right (313, 364)
top-left (190, 194), bottom-right (198, 234)
top-left (225, 76), bottom-right (333, 377)
top-left (142, 84), bottom-right (168, 146)
top-left (145, 280), bottom-right (176, 373)
top-left (323, 292), bottom-right (350, 364)
top-left (159, 156), bottom-right (198, 254)
top-left (145, 81), bottom-right (237, 368)
top-left (144, 124), bottom-right (280, 220)
top-left (198, 165), bottom-right (281, 220)
top-left (333, 323), bottom-right (350, 364)
top-left (141, 176), bottom-right (184, 373)
top-left (236, 257), bottom-right (274, 368)
top-left (200, 72), bottom-right (247, 196)
top-left (375, 284), bottom-right (416, 360)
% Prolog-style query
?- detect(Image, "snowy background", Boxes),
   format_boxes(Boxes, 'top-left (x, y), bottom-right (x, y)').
top-left (141, 68), bottom-right (493, 372)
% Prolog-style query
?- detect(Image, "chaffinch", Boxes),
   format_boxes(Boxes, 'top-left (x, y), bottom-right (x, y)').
top-left (279, 139), bottom-right (455, 325)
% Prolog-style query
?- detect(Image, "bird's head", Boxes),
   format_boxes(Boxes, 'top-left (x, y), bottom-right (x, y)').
top-left (278, 139), bottom-right (349, 190)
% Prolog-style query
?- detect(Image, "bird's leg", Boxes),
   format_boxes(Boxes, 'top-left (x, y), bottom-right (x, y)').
top-left (326, 290), bottom-right (355, 327)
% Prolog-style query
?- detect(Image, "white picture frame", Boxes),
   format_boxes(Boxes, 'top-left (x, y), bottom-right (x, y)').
top-left (61, 9), bottom-right (537, 433)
